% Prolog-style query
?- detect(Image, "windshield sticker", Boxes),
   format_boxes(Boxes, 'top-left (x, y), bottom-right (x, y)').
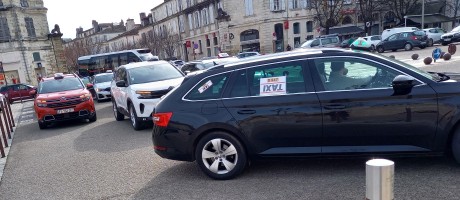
top-left (198, 80), bottom-right (213, 93)
top-left (260, 76), bottom-right (286, 96)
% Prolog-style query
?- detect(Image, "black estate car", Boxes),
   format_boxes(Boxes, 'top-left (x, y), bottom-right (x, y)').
top-left (152, 49), bottom-right (460, 180)
top-left (376, 31), bottom-right (427, 53)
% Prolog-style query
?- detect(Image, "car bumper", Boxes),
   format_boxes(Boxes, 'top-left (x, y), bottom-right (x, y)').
top-left (441, 37), bottom-right (460, 43)
top-left (35, 100), bottom-right (96, 122)
top-left (152, 125), bottom-right (194, 161)
top-left (133, 98), bottom-right (160, 118)
top-left (96, 91), bottom-right (111, 100)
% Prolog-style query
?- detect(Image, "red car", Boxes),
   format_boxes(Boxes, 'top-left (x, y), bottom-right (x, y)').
top-left (33, 73), bottom-right (96, 129)
top-left (0, 84), bottom-right (37, 103)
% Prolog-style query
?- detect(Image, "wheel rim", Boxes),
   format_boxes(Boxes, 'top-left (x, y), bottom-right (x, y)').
top-left (201, 138), bottom-right (238, 174)
top-left (429, 39), bottom-right (433, 46)
top-left (130, 106), bottom-right (136, 127)
top-left (378, 47), bottom-right (383, 52)
top-left (113, 103), bottom-right (118, 118)
top-left (405, 44), bottom-right (411, 50)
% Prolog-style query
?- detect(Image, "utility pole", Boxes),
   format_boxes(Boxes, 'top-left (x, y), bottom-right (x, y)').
top-left (421, 0), bottom-right (425, 29)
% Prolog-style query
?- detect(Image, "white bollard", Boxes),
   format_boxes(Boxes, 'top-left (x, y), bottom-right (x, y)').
top-left (366, 159), bottom-right (394, 200)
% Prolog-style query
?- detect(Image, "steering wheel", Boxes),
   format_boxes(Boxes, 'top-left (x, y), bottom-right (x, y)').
top-left (368, 69), bottom-right (387, 88)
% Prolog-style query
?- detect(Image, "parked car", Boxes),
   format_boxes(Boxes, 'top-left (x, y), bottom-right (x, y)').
top-left (181, 57), bottom-right (240, 74)
top-left (92, 72), bottom-right (114, 102)
top-left (33, 73), bottom-right (96, 129)
top-left (381, 27), bottom-right (419, 40)
top-left (0, 83), bottom-right (36, 103)
top-left (340, 37), bottom-right (356, 48)
top-left (300, 34), bottom-right (340, 48)
top-left (350, 35), bottom-right (381, 51)
top-left (152, 48), bottom-right (460, 180)
top-left (170, 60), bottom-right (185, 68)
top-left (376, 31), bottom-right (427, 53)
top-left (440, 25), bottom-right (460, 45)
top-left (423, 27), bottom-right (446, 46)
top-left (111, 61), bottom-right (184, 130)
top-left (236, 52), bottom-right (261, 59)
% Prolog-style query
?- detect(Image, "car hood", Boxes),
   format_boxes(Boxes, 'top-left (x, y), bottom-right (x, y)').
top-left (37, 89), bottom-right (88, 100)
top-left (129, 77), bottom-right (184, 92)
top-left (94, 82), bottom-right (111, 89)
top-left (442, 32), bottom-right (456, 37)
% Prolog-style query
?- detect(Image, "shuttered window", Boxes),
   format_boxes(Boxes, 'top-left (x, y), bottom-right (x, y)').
top-left (270, 0), bottom-right (286, 11)
top-left (0, 17), bottom-right (10, 42)
top-left (245, 0), bottom-right (254, 16)
top-left (209, 4), bottom-right (215, 24)
top-left (25, 17), bottom-right (36, 38)
top-left (20, 0), bottom-right (28, 7)
top-left (33, 52), bottom-right (41, 61)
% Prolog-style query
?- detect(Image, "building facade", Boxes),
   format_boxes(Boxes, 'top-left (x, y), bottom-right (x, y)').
top-left (0, 0), bottom-right (58, 86)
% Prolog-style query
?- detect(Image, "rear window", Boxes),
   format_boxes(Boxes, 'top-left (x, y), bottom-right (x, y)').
top-left (38, 77), bottom-right (84, 94)
top-left (414, 31), bottom-right (425, 36)
top-left (94, 74), bottom-right (114, 83)
top-left (185, 73), bottom-right (230, 100)
top-left (128, 63), bottom-right (183, 85)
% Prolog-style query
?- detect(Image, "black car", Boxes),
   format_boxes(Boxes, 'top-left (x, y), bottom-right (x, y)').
top-left (440, 25), bottom-right (460, 45)
top-left (376, 31), bottom-right (428, 53)
top-left (152, 48), bottom-right (460, 180)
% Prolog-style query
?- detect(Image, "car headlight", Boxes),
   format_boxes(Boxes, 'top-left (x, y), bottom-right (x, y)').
top-left (95, 88), bottom-right (100, 92)
top-left (80, 93), bottom-right (91, 101)
top-left (455, 33), bottom-right (460, 37)
top-left (36, 100), bottom-right (47, 107)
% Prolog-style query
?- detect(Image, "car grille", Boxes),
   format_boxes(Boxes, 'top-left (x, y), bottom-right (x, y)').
top-left (443, 35), bottom-right (453, 39)
top-left (103, 87), bottom-right (111, 92)
top-left (46, 96), bottom-right (83, 108)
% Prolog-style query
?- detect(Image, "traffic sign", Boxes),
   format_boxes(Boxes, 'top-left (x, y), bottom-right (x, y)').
top-left (448, 44), bottom-right (457, 55)
top-left (366, 22), bottom-right (371, 28)
top-left (432, 48), bottom-right (442, 61)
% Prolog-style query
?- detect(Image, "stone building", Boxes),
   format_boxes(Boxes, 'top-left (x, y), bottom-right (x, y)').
top-left (0, 0), bottom-right (59, 86)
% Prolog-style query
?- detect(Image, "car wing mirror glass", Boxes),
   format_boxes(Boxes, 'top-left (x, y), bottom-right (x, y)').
top-left (115, 80), bottom-right (126, 87)
top-left (29, 90), bottom-right (36, 96)
top-left (392, 75), bottom-right (415, 95)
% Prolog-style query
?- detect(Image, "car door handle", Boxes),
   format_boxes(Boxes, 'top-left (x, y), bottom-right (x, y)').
top-left (324, 105), bottom-right (346, 110)
top-left (237, 110), bottom-right (256, 115)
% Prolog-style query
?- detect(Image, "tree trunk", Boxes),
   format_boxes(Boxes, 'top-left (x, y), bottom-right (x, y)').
top-left (325, 27), bottom-right (330, 35)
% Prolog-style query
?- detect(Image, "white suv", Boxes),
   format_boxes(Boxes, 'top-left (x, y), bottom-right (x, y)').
top-left (111, 61), bottom-right (184, 130)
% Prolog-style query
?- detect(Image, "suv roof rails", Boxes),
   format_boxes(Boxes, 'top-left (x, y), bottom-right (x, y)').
top-left (321, 49), bottom-right (347, 53)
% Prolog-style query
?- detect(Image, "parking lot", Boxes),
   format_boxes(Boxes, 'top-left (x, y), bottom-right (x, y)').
top-left (0, 100), bottom-right (459, 199)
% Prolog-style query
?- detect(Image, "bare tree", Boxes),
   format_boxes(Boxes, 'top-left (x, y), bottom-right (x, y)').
top-left (387, 0), bottom-right (420, 23)
top-left (311, 0), bottom-right (345, 34)
top-left (357, 0), bottom-right (386, 35)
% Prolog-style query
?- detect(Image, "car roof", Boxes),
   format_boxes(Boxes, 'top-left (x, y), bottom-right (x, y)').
top-left (94, 72), bottom-right (113, 77)
top-left (120, 60), bottom-right (169, 69)
top-left (42, 74), bottom-right (77, 82)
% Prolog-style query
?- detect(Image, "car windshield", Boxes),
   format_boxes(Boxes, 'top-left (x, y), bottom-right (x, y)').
top-left (94, 74), bottom-right (113, 83)
top-left (128, 63), bottom-right (183, 85)
top-left (373, 54), bottom-right (441, 81)
top-left (301, 40), bottom-right (313, 47)
top-left (140, 53), bottom-right (159, 61)
top-left (38, 77), bottom-right (84, 94)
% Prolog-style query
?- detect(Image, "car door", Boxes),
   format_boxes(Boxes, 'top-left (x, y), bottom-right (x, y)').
top-left (384, 33), bottom-right (399, 50)
top-left (118, 68), bottom-right (129, 112)
top-left (19, 84), bottom-right (30, 99)
top-left (113, 67), bottom-right (128, 112)
top-left (9, 85), bottom-right (20, 101)
top-left (310, 56), bottom-right (438, 153)
top-left (222, 60), bottom-right (323, 155)
top-left (396, 32), bottom-right (409, 49)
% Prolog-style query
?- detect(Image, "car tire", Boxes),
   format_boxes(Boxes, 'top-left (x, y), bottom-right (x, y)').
top-left (404, 43), bottom-right (413, 51)
top-left (195, 131), bottom-right (247, 180)
top-left (420, 45), bottom-right (426, 49)
top-left (442, 42), bottom-right (449, 46)
top-left (370, 45), bottom-right (375, 52)
top-left (428, 38), bottom-right (434, 47)
top-left (129, 104), bottom-right (143, 131)
top-left (38, 121), bottom-right (47, 129)
top-left (453, 127), bottom-right (460, 164)
top-left (112, 100), bottom-right (124, 121)
top-left (391, 49), bottom-right (397, 52)
top-left (377, 46), bottom-right (384, 53)
top-left (89, 113), bottom-right (97, 122)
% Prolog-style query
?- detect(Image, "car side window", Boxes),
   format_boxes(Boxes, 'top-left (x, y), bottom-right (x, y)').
top-left (388, 34), bottom-right (398, 41)
top-left (237, 62), bottom-right (305, 97)
top-left (19, 85), bottom-right (27, 90)
top-left (311, 39), bottom-right (320, 47)
top-left (313, 58), bottom-right (403, 91)
top-left (12, 85), bottom-right (19, 91)
top-left (371, 36), bottom-right (380, 41)
top-left (185, 73), bottom-right (230, 100)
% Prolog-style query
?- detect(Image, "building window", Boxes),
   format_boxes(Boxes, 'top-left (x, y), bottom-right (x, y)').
top-left (202, 8), bottom-right (209, 25)
top-left (207, 48), bottom-right (211, 57)
top-left (24, 17), bottom-right (36, 38)
top-left (289, 0), bottom-right (300, 9)
top-left (214, 47), bottom-right (220, 55)
top-left (178, 0), bottom-right (183, 11)
top-left (270, 0), bottom-right (285, 11)
top-left (179, 15), bottom-right (185, 32)
top-left (213, 36), bottom-right (218, 45)
top-left (209, 4), bottom-right (215, 24)
top-left (20, 0), bottom-right (28, 7)
top-left (206, 38), bottom-right (210, 47)
top-left (194, 11), bottom-right (201, 28)
top-left (199, 40), bottom-right (202, 53)
top-left (33, 52), bottom-right (41, 61)
top-left (293, 22), bottom-right (300, 34)
top-left (0, 17), bottom-right (11, 42)
top-left (186, 0), bottom-right (191, 8)
top-left (307, 35), bottom-right (314, 40)
top-left (342, 16), bottom-right (352, 25)
top-left (245, 0), bottom-right (254, 16)
top-left (294, 37), bottom-right (301, 48)
top-left (188, 14), bottom-right (193, 30)
top-left (306, 21), bottom-right (313, 32)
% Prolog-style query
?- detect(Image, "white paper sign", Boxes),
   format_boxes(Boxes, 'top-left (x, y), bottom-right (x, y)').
top-left (260, 76), bottom-right (286, 96)
top-left (198, 80), bottom-right (213, 93)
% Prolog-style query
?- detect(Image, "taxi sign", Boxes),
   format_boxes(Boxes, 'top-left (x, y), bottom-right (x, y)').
top-left (432, 48), bottom-right (442, 61)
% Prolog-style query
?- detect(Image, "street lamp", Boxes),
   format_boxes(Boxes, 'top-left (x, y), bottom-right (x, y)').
top-left (421, 0), bottom-right (425, 29)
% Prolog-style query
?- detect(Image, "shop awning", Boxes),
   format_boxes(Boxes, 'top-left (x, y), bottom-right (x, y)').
top-left (329, 26), bottom-right (364, 35)
top-left (407, 14), bottom-right (452, 24)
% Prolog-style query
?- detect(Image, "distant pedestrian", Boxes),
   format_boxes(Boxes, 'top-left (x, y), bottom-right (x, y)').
top-left (286, 44), bottom-right (292, 51)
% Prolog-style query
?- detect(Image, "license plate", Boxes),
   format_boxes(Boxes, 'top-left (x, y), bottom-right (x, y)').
top-left (445, 38), bottom-right (451, 42)
top-left (57, 108), bottom-right (74, 114)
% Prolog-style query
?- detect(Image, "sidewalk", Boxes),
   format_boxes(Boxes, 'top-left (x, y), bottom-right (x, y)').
top-left (0, 101), bottom-right (28, 181)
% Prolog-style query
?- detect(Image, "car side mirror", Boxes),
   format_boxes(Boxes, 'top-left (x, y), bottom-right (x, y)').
top-left (116, 80), bottom-right (127, 87)
top-left (86, 83), bottom-right (93, 89)
top-left (29, 90), bottom-right (36, 96)
top-left (392, 75), bottom-right (415, 95)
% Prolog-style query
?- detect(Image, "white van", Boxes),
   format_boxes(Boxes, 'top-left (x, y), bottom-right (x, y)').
top-left (381, 27), bottom-right (419, 40)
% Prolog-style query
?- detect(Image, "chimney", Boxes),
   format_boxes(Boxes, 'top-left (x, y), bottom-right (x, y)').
top-left (126, 18), bottom-right (135, 31)
top-left (92, 20), bottom-right (99, 32)
top-left (140, 12), bottom-right (147, 26)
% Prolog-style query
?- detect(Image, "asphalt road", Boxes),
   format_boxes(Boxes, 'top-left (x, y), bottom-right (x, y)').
top-left (3, 51), bottom-right (460, 199)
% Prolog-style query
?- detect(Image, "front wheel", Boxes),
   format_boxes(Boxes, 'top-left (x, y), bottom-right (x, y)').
top-left (404, 43), bottom-right (413, 51)
top-left (38, 121), bottom-right (47, 129)
top-left (452, 128), bottom-right (460, 164)
top-left (112, 100), bottom-right (124, 121)
top-left (195, 132), bottom-right (247, 180)
top-left (428, 38), bottom-right (434, 47)
top-left (89, 113), bottom-right (97, 122)
top-left (377, 46), bottom-right (384, 53)
top-left (129, 104), bottom-right (143, 131)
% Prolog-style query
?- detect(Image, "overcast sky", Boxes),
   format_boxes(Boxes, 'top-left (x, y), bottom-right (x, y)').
top-left (45, 0), bottom-right (162, 39)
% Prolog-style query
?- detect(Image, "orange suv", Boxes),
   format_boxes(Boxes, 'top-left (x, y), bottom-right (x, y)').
top-left (33, 73), bottom-right (96, 129)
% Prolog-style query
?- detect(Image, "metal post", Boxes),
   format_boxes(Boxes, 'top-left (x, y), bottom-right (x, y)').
top-left (6, 99), bottom-right (14, 128)
top-left (421, 0), bottom-right (425, 29)
top-left (0, 137), bottom-right (5, 158)
top-left (404, 16), bottom-right (407, 27)
top-left (2, 100), bottom-right (11, 138)
top-left (0, 100), bottom-right (8, 148)
top-left (366, 159), bottom-right (394, 200)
